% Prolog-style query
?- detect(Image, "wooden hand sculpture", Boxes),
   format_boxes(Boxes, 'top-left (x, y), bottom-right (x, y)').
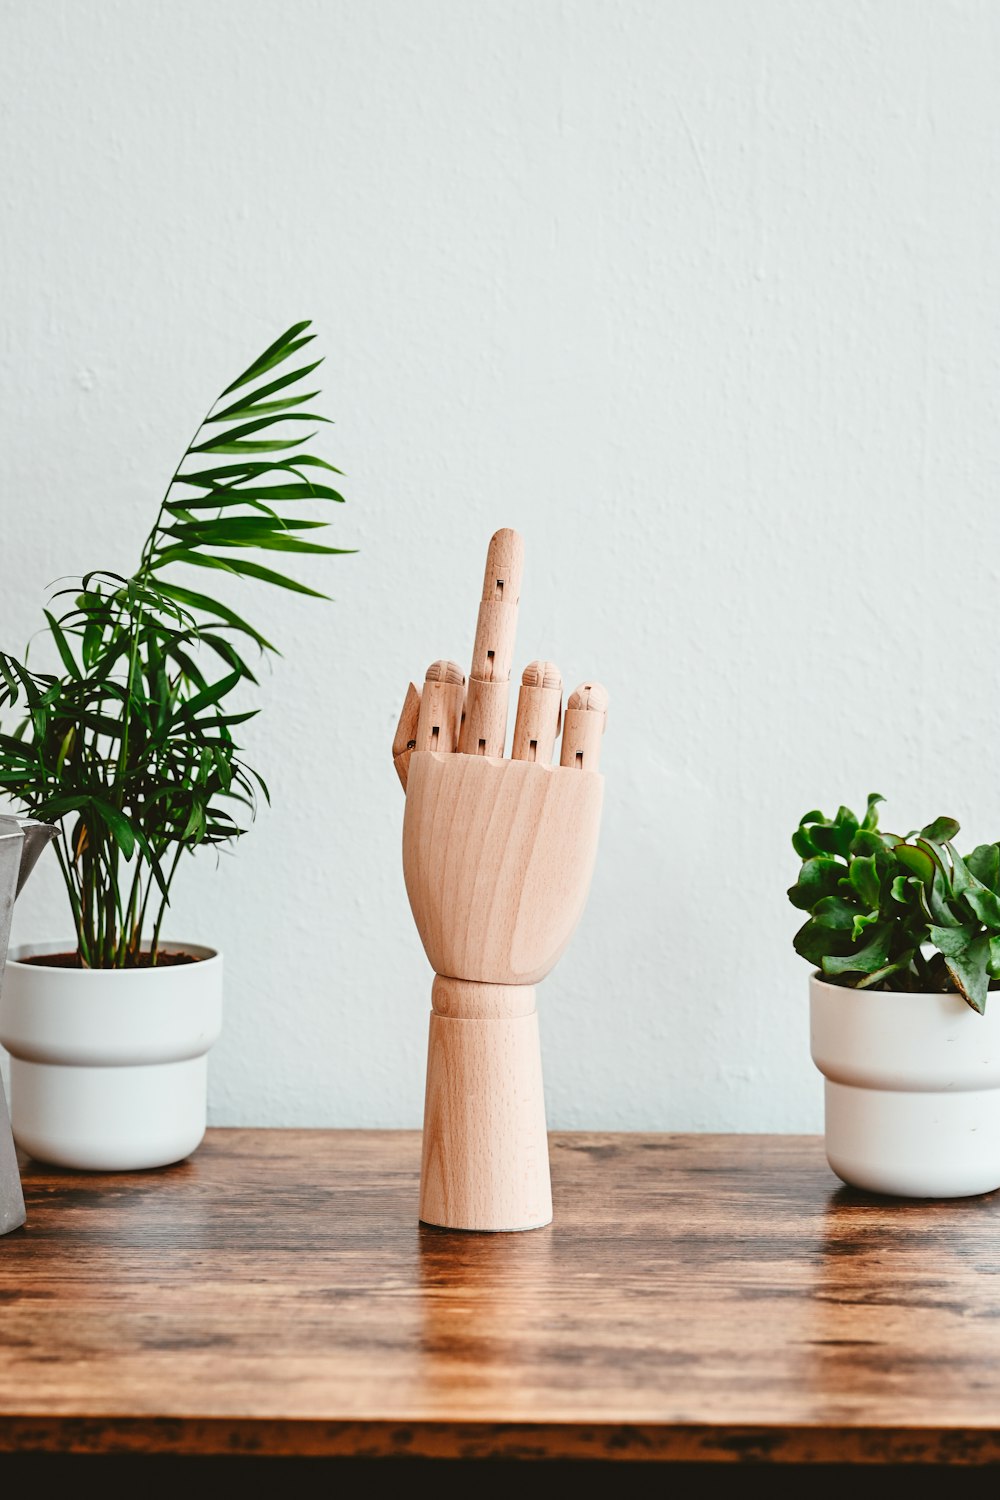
top-left (393, 528), bottom-right (607, 1231)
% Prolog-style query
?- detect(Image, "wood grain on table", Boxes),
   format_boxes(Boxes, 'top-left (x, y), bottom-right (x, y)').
top-left (1, 1129), bottom-right (999, 1465)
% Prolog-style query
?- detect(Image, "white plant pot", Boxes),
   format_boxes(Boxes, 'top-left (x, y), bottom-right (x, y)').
top-left (810, 972), bottom-right (1000, 1198)
top-left (0, 941), bottom-right (223, 1172)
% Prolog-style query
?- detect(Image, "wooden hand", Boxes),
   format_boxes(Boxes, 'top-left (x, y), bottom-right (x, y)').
top-left (391, 528), bottom-right (608, 1232)
top-left (392, 528), bottom-right (607, 789)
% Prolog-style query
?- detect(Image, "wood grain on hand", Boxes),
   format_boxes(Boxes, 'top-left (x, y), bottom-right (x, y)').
top-left (414, 659), bottom-right (466, 755)
top-left (457, 528), bottom-right (524, 758)
top-left (511, 660), bottom-right (563, 765)
top-left (402, 752), bottom-right (604, 986)
top-left (394, 529), bottom-right (607, 1232)
top-left (559, 681), bottom-right (608, 772)
top-left (392, 681), bottom-right (421, 791)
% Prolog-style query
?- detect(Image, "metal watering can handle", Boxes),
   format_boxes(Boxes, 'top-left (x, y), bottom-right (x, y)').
top-left (0, 818), bottom-right (57, 1236)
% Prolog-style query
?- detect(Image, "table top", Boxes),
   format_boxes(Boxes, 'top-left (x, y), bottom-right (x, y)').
top-left (2, 1128), bottom-right (1000, 1465)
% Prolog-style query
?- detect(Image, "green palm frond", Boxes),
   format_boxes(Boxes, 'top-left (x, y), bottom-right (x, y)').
top-left (0, 321), bottom-right (351, 968)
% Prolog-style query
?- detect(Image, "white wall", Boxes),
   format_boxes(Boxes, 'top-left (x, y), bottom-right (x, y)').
top-left (2, 0), bottom-right (999, 1132)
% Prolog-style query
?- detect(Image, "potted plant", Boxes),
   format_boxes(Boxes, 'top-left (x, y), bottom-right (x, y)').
top-left (790, 793), bottom-right (1000, 1199)
top-left (0, 320), bottom-right (349, 1171)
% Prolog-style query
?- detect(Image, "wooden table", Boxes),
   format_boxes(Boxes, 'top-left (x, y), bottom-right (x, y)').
top-left (3, 1130), bottom-right (1000, 1486)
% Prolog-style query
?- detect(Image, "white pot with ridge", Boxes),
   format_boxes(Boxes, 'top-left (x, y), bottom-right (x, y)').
top-left (791, 796), bottom-right (1000, 1199)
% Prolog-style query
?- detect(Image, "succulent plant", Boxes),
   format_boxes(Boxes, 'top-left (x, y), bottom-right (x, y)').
top-left (789, 794), bottom-right (1000, 1012)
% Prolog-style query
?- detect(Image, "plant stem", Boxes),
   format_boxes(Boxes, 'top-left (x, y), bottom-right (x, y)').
top-left (106, 404), bottom-right (215, 963)
top-left (149, 842), bottom-right (185, 963)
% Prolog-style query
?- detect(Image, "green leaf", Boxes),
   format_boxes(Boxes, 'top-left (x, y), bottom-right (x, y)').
top-left (182, 802), bottom-right (206, 841)
top-left (950, 844), bottom-right (987, 900)
top-left (91, 800), bottom-right (136, 859)
top-left (847, 853), bottom-right (880, 909)
top-left (219, 321), bottom-right (313, 396)
top-left (174, 455), bottom-right (343, 489)
top-left (849, 828), bottom-right (887, 858)
top-left (945, 845), bottom-right (1000, 928)
top-left (925, 863), bottom-right (961, 926)
top-left (166, 483), bottom-right (346, 509)
top-left (55, 725), bottom-right (75, 775)
top-left (792, 826), bottom-right (819, 859)
top-left (963, 888), bottom-right (1000, 931)
top-left (192, 413), bottom-right (328, 451)
top-left (821, 924), bottom-right (894, 977)
top-left (920, 816), bottom-right (961, 844)
top-left (210, 359), bottom-right (323, 420)
top-left (205, 391), bottom-right (321, 424)
top-left (807, 806), bottom-right (859, 859)
top-left (787, 856), bottom-right (844, 911)
top-left (0, 655), bottom-right (45, 708)
top-left (191, 436), bottom-right (316, 456)
top-left (153, 582), bottom-right (276, 651)
top-left (856, 951), bottom-right (917, 990)
top-left (894, 843), bottom-right (935, 884)
top-left (851, 910), bottom-right (882, 942)
top-left (0, 655), bottom-right (21, 704)
top-left (793, 916), bottom-right (852, 967)
top-left (966, 843), bottom-right (1000, 892)
top-left (860, 792), bottom-right (884, 832)
top-left (929, 924), bottom-right (991, 1014)
top-left (812, 895), bottom-right (859, 931)
top-left (43, 610), bottom-right (81, 680)
top-left (173, 670), bottom-right (242, 723)
top-left (159, 518), bottom-right (337, 551)
top-left (196, 632), bottom-right (259, 685)
top-left (155, 550), bottom-right (331, 599)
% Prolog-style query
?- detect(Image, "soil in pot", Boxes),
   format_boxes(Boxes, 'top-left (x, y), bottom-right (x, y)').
top-left (20, 950), bottom-right (202, 969)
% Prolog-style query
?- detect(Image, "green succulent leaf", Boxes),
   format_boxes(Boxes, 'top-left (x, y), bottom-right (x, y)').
top-left (915, 836), bottom-right (948, 875)
top-left (860, 792), bottom-right (884, 832)
top-left (847, 853), bottom-right (880, 909)
top-left (894, 843), bottom-right (935, 884)
top-left (924, 863), bottom-right (961, 927)
top-left (928, 925), bottom-right (991, 1014)
top-left (920, 816), bottom-right (961, 844)
top-left (812, 895), bottom-right (859, 931)
top-left (851, 909), bottom-right (882, 942)
top-left (855, 951), bottom-right (917, 990)
top-left (792, 919), bottom-right (848, 968)
top-left (792, 827), bottom-right (818, 859)
top-left (967, 843), bottom-right (1000, 893)
top-left (807, 807), bottom-right (859, 860)
top-left (962, 888), bottom-right (1000, 932)
top-left (787, 856), bottom-right (844, 912)
top-left (821, 924), bottom-right (894, 978)
top-left (850, 828), bottom-right (888, 858)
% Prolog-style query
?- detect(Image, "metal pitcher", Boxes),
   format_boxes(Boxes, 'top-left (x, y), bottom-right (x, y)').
top-left (0, 817), bottom-right (57, 1235)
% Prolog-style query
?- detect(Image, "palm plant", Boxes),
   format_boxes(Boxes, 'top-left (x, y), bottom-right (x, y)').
top-left (0, 320), bottom-right (349, 968)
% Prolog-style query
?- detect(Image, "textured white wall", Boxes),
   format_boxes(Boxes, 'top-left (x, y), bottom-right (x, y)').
top-left (2, 0), bottom-right (999, 1132)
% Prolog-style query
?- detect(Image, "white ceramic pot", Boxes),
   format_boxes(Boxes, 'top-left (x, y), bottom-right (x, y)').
top-left (810, 972), bottom-right (1000, 1198)
top-left (0, 941), bottom-right (223, 1172)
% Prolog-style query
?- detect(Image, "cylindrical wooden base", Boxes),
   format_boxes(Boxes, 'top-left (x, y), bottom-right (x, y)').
top-left (419, 978), bottom-right (552, 1232)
